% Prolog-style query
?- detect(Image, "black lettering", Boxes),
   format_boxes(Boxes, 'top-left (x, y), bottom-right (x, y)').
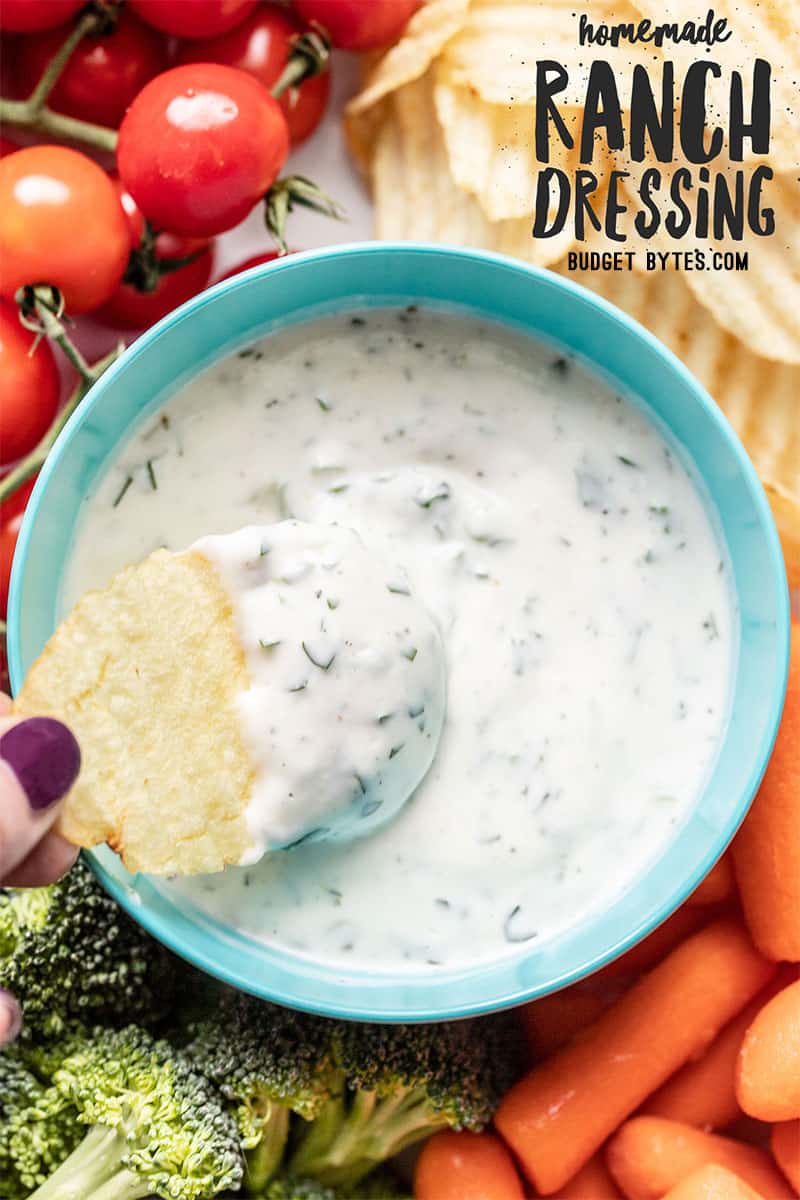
top-left (680, 61), bottom-right (723, 163)
top-left (605, 170), bottom-right (629, 242)
top-left (634, 167), bottom-right (662, 237)
top-left (574, 170), bottom-right (602, 239)
top-left (729, 60), bottom-right (771, 160)
top-left (748, 165), bottom-right (774, 235)
top-left (666, 168), bottom-right (693, 237)
top-left (630, 62), bottom-right (674, 162)
top-left (532, 168), bottom-right (571, 237)
top-left (581, 61), bottom-right (624, 162)
top-left (535, 62), bottom-right (574, 161)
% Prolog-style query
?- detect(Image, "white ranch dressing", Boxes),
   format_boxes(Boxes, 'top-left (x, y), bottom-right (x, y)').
top-left (192, 521), bottom-right (446, 859)
top-left (64, 309), bottom-right (735, 969)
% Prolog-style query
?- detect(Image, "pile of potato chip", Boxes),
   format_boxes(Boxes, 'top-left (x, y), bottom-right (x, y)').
top-left (345, 0), bottom-right (800, 588)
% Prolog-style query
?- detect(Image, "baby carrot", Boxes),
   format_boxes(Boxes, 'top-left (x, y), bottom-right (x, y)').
top-left (737, 977), bottom-right (800, 1121)
top-left (550, 1153), bottom-right (622, 1198)
top-left (770, 1121), bottom-right (800, 1193)
top-left (592, 905), bottom-right (710, 982)
top-left (414, 1130), bottom-right (525, 1200)
top-left (643, 972), bottom-right (789, 1130)
top-left (731, 624), bottom-right (800, 961)
top-left (688, 856), bottom-right (735, 906)
top-left (494, 920), bottom-right (775, 1194)
top-left (520, 985), bottom-right (610, 1059)
top-left (661, 1164), bottom-right (765, 1200)
top-left (605, 1117), bottom-right (794, 1200)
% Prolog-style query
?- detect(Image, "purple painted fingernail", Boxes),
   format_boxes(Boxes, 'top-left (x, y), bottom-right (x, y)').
top-left (0, 989), bottom-right (22, 1043)
top-left (0, 717), bottom-right (81, 811)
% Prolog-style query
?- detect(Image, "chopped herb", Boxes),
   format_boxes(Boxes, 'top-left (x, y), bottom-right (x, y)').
top-left (302, 641), bottom-right (336, 670)
top-left (328, 483), bottom-right (349, 494)
top-left (377, 713), bottom-right (394, 725)
top-left (289, 680), bottom-right (308, 693)
top-left (617, 454), bottom-right (639, 468)
top-left (402, 647), bottom-right (418, 662)
top-left (702, 613), bottom-right (720, 641)
top-left (316, 396), bottom-right (332, 412)
top-left (327, 888), bottom-right (343, 905)
top-left (435, 898), bottom-right (450, 909)
top-left (259, 543), bottom-right (270, 557)
top-left (415, 481), bottom-right (451, 509)
top-left (353, 774), bottom-right (366, 795)
top-left (387, 582), bottom-right (411, 595)
top-left (408, 703), bottom-right (424, 719)
top-left (326, 597), bottom-right (339, 610)
top-left (350, 316), bottom-right (366, 326)
top-left (112, 475), bottom-right (133, 508)
top-left (238, 347), bottom-right (255, 358)
top-left (361, 799), bottom-right (382, 819)
top-left (649, 504), bottom-right (670, 515)
top-left (503, 905), bottom-right (538, 943)
top-left (265, 398), bottom-right (279, 408)
top-left (285, 828), bottom-right (327, 850)
top-left (551, 356), bottom-right (569, 374)
top-left (388, 744), bottom-right (404, 759)
top-left (258, 639), bottom-right (281, 651)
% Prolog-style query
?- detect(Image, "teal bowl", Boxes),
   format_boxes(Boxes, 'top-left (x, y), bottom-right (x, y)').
top-left (8, 244), bottom-right (790, 1021)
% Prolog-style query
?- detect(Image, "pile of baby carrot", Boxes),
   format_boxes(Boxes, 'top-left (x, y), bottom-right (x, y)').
top-left (415, 625), bottom-right (799, 1200)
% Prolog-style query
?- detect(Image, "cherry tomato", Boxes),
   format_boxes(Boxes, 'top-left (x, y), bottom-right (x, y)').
top-left (0, 0), bottom-right (83, 34)
top-left (220, 250), bottom-right (292, 280)
top-left (99, 233), bottom-right (214, 330)
top-left (0, 511), bottom-right (25, 615)
top-left (15, 9), bottom-right (168, 129)
top-left (0, 298), bottom-right (60, 466)
top-left (0, 475), bottom-right (36, 524)
top-left (176, 5), bottom-right (330, 145)
top-left (129, 0), bottom-right (257, 39)
top-left (117, 64), bottom-right (290, 238)
top-left (111, 174), bottom-right (146, 248)
top-left (0, 146), bottom-right (130, 313)
top-left (292, 0), bottom-right (421, 50)
top-left (0, 138), bottom-right (20, 157)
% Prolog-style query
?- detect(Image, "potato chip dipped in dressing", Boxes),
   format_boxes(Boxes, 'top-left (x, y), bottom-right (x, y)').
top-left (14, 521), bottom-right (446, 875)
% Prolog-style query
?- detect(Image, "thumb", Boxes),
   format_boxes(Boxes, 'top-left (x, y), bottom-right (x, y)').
top-left (0, 716), bottom-right (81, 880)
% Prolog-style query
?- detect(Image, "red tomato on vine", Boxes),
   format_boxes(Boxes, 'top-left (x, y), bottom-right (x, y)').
top-left (129, 0), bottom-right (257, 39)
top-left (15, 8), bottom-right (168, 129)
top-left (0, 146), bottom-right (130, 313)
top-left (1, 0), bottom-right (83, 34)
top-left (176, 4), bottom-right (331, 145)
top-left (292, 0), bottom-right (420, 49)
top-left (117, 64), bottom-right (290, 238)
top-left (0, 299), bottom-right (60, 466)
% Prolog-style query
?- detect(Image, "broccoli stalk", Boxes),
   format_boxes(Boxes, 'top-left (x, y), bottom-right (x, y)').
top-left (288, 1016), bottom-right (518, 1188)
top-left (27, 1024), bottom-right (244, 1200)
top-left (0, 860), bottom-right (176, 1038)
top-left (188, 995), bottom-right (339, 1195)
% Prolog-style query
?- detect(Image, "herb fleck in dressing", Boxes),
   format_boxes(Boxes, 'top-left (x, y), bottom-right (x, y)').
top-left (64, 310), bottom-right (735, 969)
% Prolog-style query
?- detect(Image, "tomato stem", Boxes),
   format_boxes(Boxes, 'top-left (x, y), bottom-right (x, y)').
top-left (271, 28), bottom-right (332, 100)
top-left (0, 6), bottom-right (119, 154)
top-left (264, 174), bottom-right (343, 254)
top-left (0, 293), bottom-right (122, 507)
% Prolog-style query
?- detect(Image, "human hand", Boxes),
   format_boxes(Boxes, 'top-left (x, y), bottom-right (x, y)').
top-left (0, 694), bottom-right (81, 1043)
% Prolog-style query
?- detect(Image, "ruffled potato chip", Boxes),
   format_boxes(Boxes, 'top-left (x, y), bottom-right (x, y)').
top-left (555, 261), bottom-right (800, 585)
top-left (371, 73), bottom-right (575, 263)
top-left (14, 549), bottom-right (255, 876)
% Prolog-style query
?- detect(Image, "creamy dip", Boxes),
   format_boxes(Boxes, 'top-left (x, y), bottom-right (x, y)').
top-left (65, 308), bottom-right (735, 969)
top-left (193, 521), bottom-right (446, 860)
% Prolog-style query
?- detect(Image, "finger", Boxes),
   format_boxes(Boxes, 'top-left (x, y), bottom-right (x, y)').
top-left (2, 831), bottom-right (79, 888)
top-left (0, 694), bottom-right (11, 716)
top-left (0, 989), bottom-right (22, 1046)
top-left (0, 716), bottom-right (81, 880)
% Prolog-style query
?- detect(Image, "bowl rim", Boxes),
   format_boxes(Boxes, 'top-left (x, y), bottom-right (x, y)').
top-left (8, 241), bottom-right (791, 1021)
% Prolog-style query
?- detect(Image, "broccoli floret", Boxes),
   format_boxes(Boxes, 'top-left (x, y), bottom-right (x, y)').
top-left (0, 1048), bottom-right (81, 1199)
top-left (256, 1177), bottom-right (338, 1200)
top-left (288, 1016), bottom-right (518, 1188)
top-left (27, 1024), bottom-right (244, 1200)
top-left (0, 860), bottom-right (176, 1038)
top-left (189, 994), bottom-right (340, 1193)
